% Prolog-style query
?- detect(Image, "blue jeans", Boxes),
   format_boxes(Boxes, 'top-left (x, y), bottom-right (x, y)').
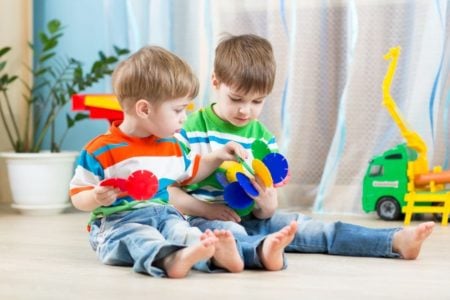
top-left (89, 204), bottom-right (212, 277)
top-left (189, 211), bottom-right (401, 262)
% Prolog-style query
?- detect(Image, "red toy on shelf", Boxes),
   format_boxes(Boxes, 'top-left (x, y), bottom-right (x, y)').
top-left (72, 94), bottom-right (124, 124)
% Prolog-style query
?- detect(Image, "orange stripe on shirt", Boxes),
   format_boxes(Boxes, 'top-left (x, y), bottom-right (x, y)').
top-left (70, 186), bottom-right (94, 196)
top-left (180, 154), bottom-right (201, 185)
top-left (88, 137), bottom-right (183, 169)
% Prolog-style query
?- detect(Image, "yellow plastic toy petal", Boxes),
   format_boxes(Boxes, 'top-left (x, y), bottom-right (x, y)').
top-left (225, 161), bottom-right (245, 182)
top-left (253, 159), bottom-right (273, 187)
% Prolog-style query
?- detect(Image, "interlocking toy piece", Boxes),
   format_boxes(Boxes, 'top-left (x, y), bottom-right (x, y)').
top-left (100, 170), bottom-right (159, 200)
top-left (219, 141), bottom-right (289, 216)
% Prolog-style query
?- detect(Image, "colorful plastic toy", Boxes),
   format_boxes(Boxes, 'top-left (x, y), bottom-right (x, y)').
top-left (100, 170), bottom-right (159, 200)
top-left (219, 140), bottom-right (289, 216)
top-left (362, 46), bottom-right (450, 225)
top-left (72, 94), bottom-right (195, 124)
top-left (72, 94), bottom-right (124, 123)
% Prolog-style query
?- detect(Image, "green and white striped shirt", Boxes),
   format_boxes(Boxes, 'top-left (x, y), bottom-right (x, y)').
top-left (176, 103), bottom-right (278, 203)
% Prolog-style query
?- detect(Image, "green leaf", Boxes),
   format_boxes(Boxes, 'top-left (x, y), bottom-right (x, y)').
top-left (43, 39), bottom-right (58, 52)
top-left (47, 19), bottom-right (62, 33)
top-left (39, 52), bottom-right (56, 63)
top-left (105, 56), bottom-right (118, 64)
top-left (74, 113), bottom-right (89, 121)
top-left (7, 75), bottom-right (18, 83)
top-left (113, 46), bottom-right (129, 56)
top-left (99, 51), bottom-right (106, 60)
top-left (39, 32), bottom-right (49, 44)
top-left (0, 47), bottom-right (11, 57)
top-left (66, 114), bottom-right (75, 128)
top-left (34, 67), bottom-right (49, 77)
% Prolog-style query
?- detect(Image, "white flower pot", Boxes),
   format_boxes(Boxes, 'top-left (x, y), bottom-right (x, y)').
top-left (0, 151), bottom-right (78, 215)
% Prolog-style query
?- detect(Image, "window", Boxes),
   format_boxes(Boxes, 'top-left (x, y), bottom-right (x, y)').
top-left (369, 165), bottom-right (383, 176)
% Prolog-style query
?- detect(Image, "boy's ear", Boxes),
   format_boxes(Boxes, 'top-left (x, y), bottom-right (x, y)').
top-left (211, 72), bottom-right (220, 89)
top-left (135, 99), bottom-right (151, 118)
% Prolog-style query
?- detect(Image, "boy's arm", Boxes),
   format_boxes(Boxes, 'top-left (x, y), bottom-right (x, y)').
top-left (190, 141), bottom-right (247, 183)
top-left (71, 186), bottom-right (121, 212)
top-left (168, 186), bottom-right (241, 222)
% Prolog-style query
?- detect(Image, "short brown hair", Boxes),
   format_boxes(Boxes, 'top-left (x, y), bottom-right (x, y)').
top-left (112, 46), bottom-right (199, 109)
top-left (214, 34), bottom-right (276, 95)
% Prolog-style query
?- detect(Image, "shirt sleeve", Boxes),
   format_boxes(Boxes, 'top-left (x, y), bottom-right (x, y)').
top-left (174, 139), bottom-right (200, 185)
top-left (69, 149), bottom-right (104, 196)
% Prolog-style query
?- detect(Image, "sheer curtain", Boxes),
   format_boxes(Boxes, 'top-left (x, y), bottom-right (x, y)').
top-left (104, 0), bottom-right (449, 214)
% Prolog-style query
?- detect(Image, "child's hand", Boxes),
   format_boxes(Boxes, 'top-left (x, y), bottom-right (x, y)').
top-left (93, 185), bottom-right (121, 207)
top-left (223, 141), bottom-right (248, 162)
top-left (204, 203), bottom-right (241, 222)
top-left (249, 176), bottom-right (278, 219)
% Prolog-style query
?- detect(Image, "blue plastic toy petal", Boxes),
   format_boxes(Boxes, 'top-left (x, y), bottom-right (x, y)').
top-left (224, 181), bottom-right (254, 210)
top-left (215, 172), bottom-right (229, 188)
top-left (236, 172), bottom-right (259, 197)
top-left (263, 153), bottom-right (289, 185)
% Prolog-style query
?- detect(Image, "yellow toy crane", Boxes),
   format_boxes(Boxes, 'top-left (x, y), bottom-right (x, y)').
top-left (362, 46), bottom-right (450, 225)
top-left (382, 47), bottom-right (429, 175)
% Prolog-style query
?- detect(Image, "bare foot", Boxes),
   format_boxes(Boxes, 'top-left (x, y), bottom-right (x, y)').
top-left (211, 229), bottom-right (244, 273)
top-left (162, 232), bottom-right (217, 278)
top-left (259, 221), bottom-right (298, 271)
top-left (392, 221), bottom-right (435, 259)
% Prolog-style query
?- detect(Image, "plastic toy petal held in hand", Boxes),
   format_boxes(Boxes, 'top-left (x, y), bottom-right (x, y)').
top-left (263, 153), bottom-right (289, 185)
top-left (251, 140), bottom-right (271, 160)
top-left (224, 181), bottom-right (254, 210)
top-left (127, 170), bottom-right (159, 200)
top-left (100, 178), bottom-right (128, 191)
top-left (252, 159), bottom-right (273, 187)
top-left (236, 172), bottom-right (259, 197)
top-left (100, 169), bottom-right (159, 201)
top-left (225, 161), bottom-right (245, 182)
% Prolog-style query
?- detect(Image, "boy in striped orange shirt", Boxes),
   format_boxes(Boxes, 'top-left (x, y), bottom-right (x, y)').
top-left (70, 46), bottom-right (250, 278)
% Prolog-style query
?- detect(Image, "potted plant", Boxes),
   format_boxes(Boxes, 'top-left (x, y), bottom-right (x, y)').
top-left (0, 19), bottom-right (129, 214)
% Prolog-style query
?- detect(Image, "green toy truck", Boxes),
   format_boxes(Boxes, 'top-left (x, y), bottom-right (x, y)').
top-left (362, 47), bottom-right (450, 224)
top-left (362, 143), bottom-right (417, 220)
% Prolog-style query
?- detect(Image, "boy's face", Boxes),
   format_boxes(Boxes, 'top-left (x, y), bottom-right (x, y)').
top-left (143, 97), bottom-right (190, 138)
top-left (212, 79), bottom-right (266, 127)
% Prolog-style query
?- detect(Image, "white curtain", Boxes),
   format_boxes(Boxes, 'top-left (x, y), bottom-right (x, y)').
top-left (104, 0), bottom-right (450, 214)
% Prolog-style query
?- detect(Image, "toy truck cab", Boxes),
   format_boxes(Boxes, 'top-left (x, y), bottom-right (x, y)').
top-left (362, 143), bottom-right (417, 220)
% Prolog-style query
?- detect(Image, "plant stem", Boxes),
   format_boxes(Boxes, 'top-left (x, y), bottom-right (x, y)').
top-left (2, 90), bottom-right (22, 145)
top-left (23, 97), bottom-right (32, 152)
top-left (0, 91), bottom-right (18, 152)
top-left (32, 103), bottom-right (60, 152)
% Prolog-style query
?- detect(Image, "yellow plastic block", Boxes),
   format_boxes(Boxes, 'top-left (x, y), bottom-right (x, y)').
top-left (224, 161), bottom-right (245, 182)
top-left (84, 94), bottom-right (122, 111)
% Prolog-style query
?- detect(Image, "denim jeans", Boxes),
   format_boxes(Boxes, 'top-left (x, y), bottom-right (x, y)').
top-left (89, 204), bottom-right (212, 277)
top-left (189, 211), bottom-right (401, 263)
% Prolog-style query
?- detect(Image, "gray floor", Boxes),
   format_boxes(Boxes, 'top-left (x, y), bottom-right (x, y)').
top-left (1, 206), bottom-right (449, 300)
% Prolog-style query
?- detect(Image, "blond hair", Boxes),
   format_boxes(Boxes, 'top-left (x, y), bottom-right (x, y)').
top-left (214, 34), bottom-right (276, 95)
top-left (112, 46), bottom-right (199, 110)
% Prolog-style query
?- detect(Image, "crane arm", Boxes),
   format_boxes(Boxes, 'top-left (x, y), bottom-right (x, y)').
top-left (382, 46), bottom-right (428, 173)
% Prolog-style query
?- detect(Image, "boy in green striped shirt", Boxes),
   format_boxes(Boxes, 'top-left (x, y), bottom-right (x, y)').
top-left (170, 34), bottom-right (434, 268)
